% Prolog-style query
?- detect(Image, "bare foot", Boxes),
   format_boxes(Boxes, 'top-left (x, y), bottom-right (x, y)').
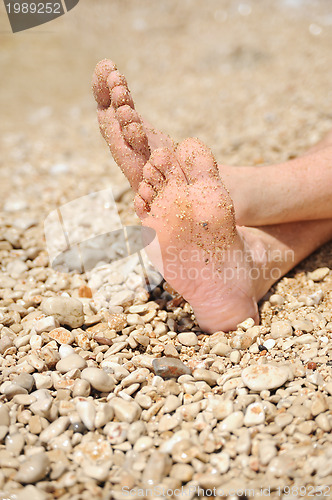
top-left (92, 59), bottom-right (174, 191)
top-left (134, 138), bottom-right (260, 333)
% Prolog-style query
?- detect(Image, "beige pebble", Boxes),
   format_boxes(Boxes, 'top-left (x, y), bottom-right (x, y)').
top-left (269, 294), bottom-right (284, 306)
top-left (270, 321), bottom-right (293, 339)
top-left (259, 440), bottom-right (277, 465)
top-left (49, 327), bottom-right (75, 345)
top-left (158, 414), bottom-right (182, 432)
top-left (81, 367), bottom-right (115, 392)
top-left (42, 296), bottom-right (84, 328)
top-left (76, 398), bottom-right (96, 431)
top-left (110, 397), bottom-right (141, 423)
top-left (0, 405), bottom-right (10, 426)
top-left (170, 463), bottom-right (194, 482)
top-left (307, 267), bottom-right (330, 281)
top-left (177, 332), bottom-right (198, 346)
top-left (292, 319), bottom-right (314, 333)
top-left (163, 394), bottom-right (181, 413)
top-left (16, 452), bottom-right (50, 483)
top-left (210, 342), bottom-right (231, 356)
top-left (244, 402), bottom-right (265, 426)
top-left (237, 317), bottom-right (255, 330)
top-left (193, 368), bottom-right (219, 386)
top-left (213, 400), bottom-right (234, 420)
top-left (242, 364), bottom-right (290, 392)
top-left (56, 354), bottom-right (87, 374)
top-left (39, 416), bottom-right (70, 442)
top-left (219, 411), bottom-right (244, 432)
top-left (72, 379), bottom-right (91, 398)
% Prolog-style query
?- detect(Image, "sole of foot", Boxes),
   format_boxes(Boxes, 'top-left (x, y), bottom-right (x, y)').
top-left (134, 137), bottom-right (259, 333)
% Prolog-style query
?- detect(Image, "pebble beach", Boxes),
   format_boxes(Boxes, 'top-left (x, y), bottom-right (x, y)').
top-left (1, 1), bottom-right (332, 499)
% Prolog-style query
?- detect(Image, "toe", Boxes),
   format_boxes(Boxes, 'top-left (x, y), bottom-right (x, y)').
top-left (111, 85), bottom-right (134, 109)
top-left (143, 162), bottom-right (165, 189)
top-left (138, 180), bottom-right (157, 203)
top-left (107, 70), bottom-right (128, 91)
top-left (122, 122), bottom-right (149, 154)
top-left (149, 148), bottom-right (187, 182)
top-left (92, 59), bottom-right (117, 108)
top-left (134, 194), bottom-right (149, 219)
top-left (175, 138), bottom-right (219, 184)
top-left (116, 105), bottom-right (140, 127)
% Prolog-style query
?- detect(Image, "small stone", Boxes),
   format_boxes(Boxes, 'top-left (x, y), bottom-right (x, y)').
top-left (270, 321), bottom-right (293, 339)
top-left (13, 373), bottom-right (34, 392)
top-left (39, 416), bottom-right (70, 442)
top-left (210, 451), bottom-right (230, 474)
top-left (230, 351), bottom-right (241, 364)
top-left (315, 413), bottom-right (332, 432)
top-left (81, 367), bottom-right (115, 392)
top-left (110, 397), bottom-right (142, 423)
top-left (109, 290), bottom-right (134, 307)
top-left (34, 316), bottom-right (58, 334)
top-left (244, 402), bottom-right (265, 426)
top-left (259, 440), bottom-right (277, 465)
top-left (163, 395), bottom-right (181, 413)
top-left (177, 332), bottom-right (198, 346)
top-left (16, 452), bottom-right (50, 483)
top-left (211, 342), bottom-right (232, 356)
top-left (237, 317), bottom-right (255, 330)
top-left (72, 379), bottom-right (91, 398)
top-left (219, 411), bottom-right (244, 432)
top-left (56, 354), bottom-right (87, 374)
top-left (311, 394), bottom-right (328, 416)
top-left (76, 399), bottom-right (96, 431)
top-left (164, 343), bottom-right (179, 358)
top-left (268, 454), bottom-right (295, 478)
top-left (307, 362), bottom-right (317, 370)
top-left (106, 313), bottom-right (127, 331)
top-left (170, 463), bottom-right (194, 482)
top-left (5, 433), bottom-right (25, 456)
top-left (142, 450), bottom-right (170, 488)
top-left (213, 400), bottom-right (234, 420)
top-left (263, 339), bottom-right (276, 350)
top-left (308, 267), bottom-right (329, 281)
top-left (16, 485), bottom-right (48, 500)
top-left (152, 357), bottom-right (191, 378)
top-left (291, 319), bottom-right (314, 333)
top-left (41, 296), bottom-right (84, 328)
top-left (29, 415), bottom-right (43, 434)
top-left (49, 327), bottom-right (75, 345)
top-left (269, 294), bottom-right (284, 306)
top-left (193, 368), bottom-right (219, 386)
top-left (242, 364), bottom-right (290, 392)
top-left (78, 285), bottom-right (93, 298)
top-left (158, 413), bottom-right (182, 432)
top-left (33, 374), bottom-right (52, 390)
top-left (0, 336), bottom-right (14, 354)
top-left (59, 344), bottom-right (75, 358)
top-left (0, 405), bottom-right (10, 426)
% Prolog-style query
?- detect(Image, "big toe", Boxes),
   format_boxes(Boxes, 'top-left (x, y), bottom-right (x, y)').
top-left (175, 138), bottom-right (219, 184)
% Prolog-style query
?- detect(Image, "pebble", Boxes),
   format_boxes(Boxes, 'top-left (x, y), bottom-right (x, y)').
top-left (142, 450), bottom-right (170, 488)
top-left (270, 321), bottom-right (293, 339)
top-left (152, 357), bottom-right (192, 378)
top-left (219, 411), bottom-right (244, 432)
top-left (34, 315), bottom-right (58, 334)
top-left (230, 350), bottom-right (241, 364)
top-left (110, 397), bottom-right (141, 423)
top-left (5, 433), bottom-right (25, 455)
top-left (49, 327), bottom-right (75, 344)
top-left (259, 440), bottom-right (277, 465)
top-left (39, 416), bottom-right (70, 442)
top-left (76, 399), bottom-right (96, 431)
top-left (269, 294), bottom-right (284, 306)
top-left (237, 317), bottom-right (255, 330)
top-left (177, 332), bottom-right (198, 346)
top-left (213, 400), bottom-right (234, 420)
top-left (307, 267), bottom-right (329, 281)
top-left (291, 319), bottom-right (314, 333)
top-left (56, 353), bottom-right (87, 373)
top-left (14, 373), bottom-right (34, 392)
top-left (41, 296), bottom-right (84, 328)
top-left (211, 451), bottom-right (230, 474)
top-left (0, 406), bottom-right (9, 427)
top-left (242, 364), bottom-right (290, 391)
top-left (244, 402), bottom-right (265, 426)
top-left (16, 485), bottom-right (48, 500)
top-left (274, 413), bottom-right (294, 428)
top-left (109, 290), bottom-right (134, 307)
top-left (193, 368), bottom-right (219, 386)
top-left (81, 367), bottom-right (115, 392)
top-left (263, 339), bottom-right (276, 350)
top-left (163, 394), bottom-right (181, 413)
top-left (16, 452), bottom-right (50, 483)
top-left (210, 342), bottom-right (232, 356)
top-left (170, 463), bottom-right (194, 482)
